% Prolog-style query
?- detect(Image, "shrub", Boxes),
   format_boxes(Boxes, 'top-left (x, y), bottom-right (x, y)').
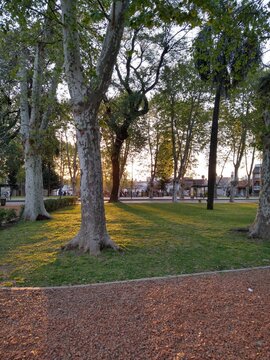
top-left (44, 196), bottom-right (78, 212)
top-left (20, 196), bottom-right (78, 217)
top-left (0, 208), bottom-right (17, 226)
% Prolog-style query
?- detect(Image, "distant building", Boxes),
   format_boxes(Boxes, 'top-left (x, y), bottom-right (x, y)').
top-left (236, 179), bottom-right (249, 197)
top-left (216, 177), bottom-right (231, 196)
top-left (191, 178), bottom-right (207, 197)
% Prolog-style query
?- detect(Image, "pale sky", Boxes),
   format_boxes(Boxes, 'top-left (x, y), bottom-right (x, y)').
top-left (127, 149), bottom-right (261, 182)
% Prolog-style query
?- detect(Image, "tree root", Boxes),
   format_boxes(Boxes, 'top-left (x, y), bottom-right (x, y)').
top-left (61, 233), bottom-right (121, 256)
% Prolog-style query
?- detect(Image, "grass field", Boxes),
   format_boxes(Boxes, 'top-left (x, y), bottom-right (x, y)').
top-left (0, 202), bottom-right (270, 287)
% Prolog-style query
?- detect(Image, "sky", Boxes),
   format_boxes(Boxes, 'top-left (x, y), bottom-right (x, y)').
top-left (127, 150), bottom-right (261, 183)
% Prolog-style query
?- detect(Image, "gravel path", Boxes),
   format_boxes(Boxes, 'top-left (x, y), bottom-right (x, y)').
top-left (1, 268), bottom-right (270, 360)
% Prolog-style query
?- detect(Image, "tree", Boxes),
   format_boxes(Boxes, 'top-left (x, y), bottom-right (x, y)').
top-left (0, 1), bottom-right (62, 219)
top-left (64, 133), bottom-right (79, 196)
top-left (145, 106), bottom-right (172, 198)
top-left (0, 25), bottom-right (20, 148)
top-left (104, 0), bottom-right (205, 203)
top-left (0, 81), bottom-right (19, 147)
top-left (0, 139), bottom-right (24, 192)
top-left (104, 24), bottom-right (181, 202)
top-left (58, 122), bottom-right (80, 196)
top-left (60, 0), bottom-right (129, 255)
top-left (220, 97), bottom-right (249, 202)
top-left (41, 128), bottom-right (62, 196)
top-left (194, 0), bottom-right (265, 210)
top-left (101, 106), bottom-right (147, 197)
top-left (16, 1), bottom-right (62, 220)
top-left (245, 143), bottom-right (256, 198)
top-left (249, 72), bottom-right (270, 239)
top-left (156, 62), bottom-right (209, 202)
top-left (42, 162), bottom-right (61, 195)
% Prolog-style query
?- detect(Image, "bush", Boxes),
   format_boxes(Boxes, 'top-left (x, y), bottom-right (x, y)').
top-left (0, 208), bottom-right (17, 226)
top-left (20, 196), bottom-right (78, 217)
top-left (44, 196), bottom-right (78, 212)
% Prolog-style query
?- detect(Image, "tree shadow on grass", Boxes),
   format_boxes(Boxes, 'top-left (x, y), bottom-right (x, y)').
top-left (2, 203), bottom-right (270, 287)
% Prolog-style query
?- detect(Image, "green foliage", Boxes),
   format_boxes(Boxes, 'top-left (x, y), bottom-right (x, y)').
top-left (153, 61), bottom-right (209, 178)
top-left (193, 0), bottom-right (267, 92)
top-left (257, 71), bottom-right (270, 100)
top-left (42, 163), bottom-right (61, 192)
top-left (237, 70), bottom-right (270, 151)
top-left (0, 139), bottom-right (24, 186)
top-left (128, 0), bottom-right (201, 28)
top-left (156, 138), bottom-right (173, 182)
top-left (0, 208), bottom-right (17, 226)
top-left (0, 31), bottom-right (20, 148)
top-left (254, 70), bottom-right (270, 145)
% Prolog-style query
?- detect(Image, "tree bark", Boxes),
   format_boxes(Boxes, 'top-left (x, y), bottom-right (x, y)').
top-left (229, 177), bottom-right (238, 203)
top-left (207, 83), bottom-right (222, 210)
top-left (64, 117), bottom-right (118, 254)
top-left (65, 134), bottom-right (79, 196)
top-left (107, 96), bottom-right (148, 202)
top-left (24, 148), bottom-right (50, 220)
top-left (19, 50), bottom-right (51, 221)
top-left (249, 132), bottom-right (270, 240)
top-left (19, 0), bottom-right (61, 221)
top-left (245, 145), bottom-right (256, 199)
top-left (61, 0), bottom-right (129, 254)
top-left (230, 121), bottom-right (247, 202)
top-left (109, 137), bottom-right (124, 202)
top-left (172, 179), bottom-right (179, 202)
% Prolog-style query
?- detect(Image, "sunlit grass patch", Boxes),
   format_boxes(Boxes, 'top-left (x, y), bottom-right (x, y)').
top-left (0, 202), bottom-right (269, 287)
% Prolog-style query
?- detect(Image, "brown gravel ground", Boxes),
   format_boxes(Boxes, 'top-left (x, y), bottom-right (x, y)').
top-left (0, 268), bottom-right (270, 360)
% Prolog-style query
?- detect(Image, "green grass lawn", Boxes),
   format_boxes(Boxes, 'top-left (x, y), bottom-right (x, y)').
top-left (0, 202), bottom-right (269, 287)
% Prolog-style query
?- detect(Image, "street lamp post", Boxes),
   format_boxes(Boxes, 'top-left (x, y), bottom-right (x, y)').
top-left (131, 158), bottom-right (134, 199)
top-left (202, 175), bottom-right (205, 198)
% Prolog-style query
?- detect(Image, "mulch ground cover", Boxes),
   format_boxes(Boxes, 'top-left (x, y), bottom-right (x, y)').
top-left (0, 267), bottom-right (269, 360)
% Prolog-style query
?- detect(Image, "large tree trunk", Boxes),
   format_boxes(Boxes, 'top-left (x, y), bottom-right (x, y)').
top-left (19, 2), bottom-right (60, 220)
top-left (61, 0), bottom-right (129, 254)
top-left (207, 83), bottom-right (222, 210)
top-left (19, 48), bottom-right (51, 221)
top-left (64, 116), bottom-right (118, 254)
top-left (172, 179), bottom-right (179, 203)
top-left (24, 147), bottom-right (50, 220)
top-left (249, 133), bottom-right (270, 239)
